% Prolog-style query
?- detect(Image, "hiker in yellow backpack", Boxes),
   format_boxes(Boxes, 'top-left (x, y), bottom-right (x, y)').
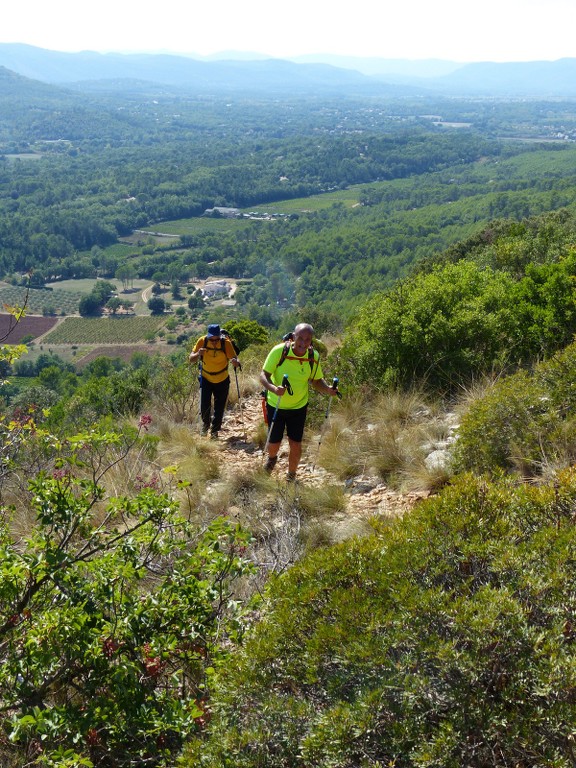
top-left (260, 323), bottom-right (339, 481)
top-left (189, 324), bottom-right (240, 439)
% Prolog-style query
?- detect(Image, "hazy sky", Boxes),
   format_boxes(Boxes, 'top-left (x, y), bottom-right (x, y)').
top-left (2, 0), bottom-right (575, 62)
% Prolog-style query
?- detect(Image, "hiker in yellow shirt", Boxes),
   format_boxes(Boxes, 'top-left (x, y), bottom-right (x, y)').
top-left (189, 324), bottom-right (240, 438)
top-left (260, 323), bottom-right (339, 481)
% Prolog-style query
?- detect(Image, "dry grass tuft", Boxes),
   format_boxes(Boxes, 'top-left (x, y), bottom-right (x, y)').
top-left (453, 373), bottom-right (500, 416)
top-left (299, 521), bottom-right (334, 551)
top-left (316, 389), bottom-right (455, 493)
top-left (252, 419), bottom-right (269, 450)
top-left (399, 457), bottom-right (453, 494)
top-left (296, 483), bottom-right (347, 518)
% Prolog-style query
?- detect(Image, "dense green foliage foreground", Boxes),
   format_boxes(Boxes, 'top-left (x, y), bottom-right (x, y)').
top-left (0, 416), bottom-right (254, 768)
top-left (185, 471), bottom-right (576, 768)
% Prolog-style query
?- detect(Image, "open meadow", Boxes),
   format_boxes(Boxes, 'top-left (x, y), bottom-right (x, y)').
top-left (134, 185), bottom-right (366, 236)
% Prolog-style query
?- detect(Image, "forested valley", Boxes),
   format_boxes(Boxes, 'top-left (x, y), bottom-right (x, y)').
top-left (2, 64), bottom-right (576, 767)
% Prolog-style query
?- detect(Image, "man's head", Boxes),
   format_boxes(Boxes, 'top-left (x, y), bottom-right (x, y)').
top-left (207, 323), bottom-right (221, 338)
top-left (292, 323), bottom-right (314, 356)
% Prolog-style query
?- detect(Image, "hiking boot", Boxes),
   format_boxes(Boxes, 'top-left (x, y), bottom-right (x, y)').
top-left (210, 431), bottom-right (219, 440)
top-left (201, 425), bottom-right (209, 436)
top-left (264, 456), bottom-right (278, 473)
top-left (287, 471), bottom-right (297, 483)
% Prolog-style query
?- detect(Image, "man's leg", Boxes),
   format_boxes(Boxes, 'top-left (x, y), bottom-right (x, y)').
top-left (285, 406), bottom-right (307, 480)
top-left (287, 438), bottom-right (302, 474)
top-left (200, 378), bottom-right (213, 434)
top-left (265, 404), bottom-right (286, 472)
top-left (264, 442), bottom-right (281, 472)
top-left (211, 378), bottom-right (230, 436)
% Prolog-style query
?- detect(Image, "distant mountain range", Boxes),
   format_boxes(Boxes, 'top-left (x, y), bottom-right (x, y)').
top-left (1, 43), bottom-right (576, 98)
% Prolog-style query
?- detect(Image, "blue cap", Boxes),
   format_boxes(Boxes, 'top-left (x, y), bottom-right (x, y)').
top-left (207, 324), bottom-right (221, 337)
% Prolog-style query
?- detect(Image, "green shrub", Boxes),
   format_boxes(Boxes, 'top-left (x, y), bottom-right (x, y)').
top-left (343, 260), bottom-right (519, 391)
top-left (220, 319), bottom-right (269, 352)
top-left (454, 339), bottom-right (576, 477)
top-left (343, 251), bottom-right (576, 392)
top-left (453, 370), bottom-right (547, 475)
top-left (183, 470), bottom-right (576, 768)
top-left (0, 426), bottom-right (254, 768)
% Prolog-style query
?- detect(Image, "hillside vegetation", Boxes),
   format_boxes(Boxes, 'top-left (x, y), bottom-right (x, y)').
top-left (40, 316), bottom-right (166, 344)
top-left (344, 210), bottom-right (576, 390)
top-left (3, 70), bottom-right (576, 331)
top-left (3, 77), bottom-right (576, 767)
top-left (185, 470), bottom-right (576, 768)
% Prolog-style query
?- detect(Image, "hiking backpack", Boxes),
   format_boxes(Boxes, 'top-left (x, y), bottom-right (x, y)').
top-left (276, 332), bottom-right (317, 374)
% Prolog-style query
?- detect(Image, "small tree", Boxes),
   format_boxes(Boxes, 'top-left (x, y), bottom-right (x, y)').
top-left (120, 299), bottom-right (134, 313)
top-left (222, 319), bottom-right (268, 352)
top-left (106, 296), bottom-right (122, 315)
top-left (187, 292), bottom-right (205, 311)
top-left (79, 294), bottom-right (103, 317)
top-left (115, 263), bottom-right (137, 291)
top-left (148, 297), bottom-right (166, 316)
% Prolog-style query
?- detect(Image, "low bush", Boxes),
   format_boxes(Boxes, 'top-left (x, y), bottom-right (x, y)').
top-left (183, 470), bottom-right (576, 768)
top-left (343, 249), bottom-right (576, 392)
top-left (454, 339), bottom-right (576, 477)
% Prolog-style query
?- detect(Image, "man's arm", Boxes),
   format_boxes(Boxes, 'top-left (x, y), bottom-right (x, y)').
top-left (310, 378), bottom-right (340, 397)
top-left (260, 369), bottom-right (286, 397)
top-left (224, 339), bottom-right (241, 368)
top-left (189, 339), bottom-right (204, 364)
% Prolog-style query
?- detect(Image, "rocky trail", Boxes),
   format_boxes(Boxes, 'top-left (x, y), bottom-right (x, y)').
top-left (207, 393), bottom-right (429, 532)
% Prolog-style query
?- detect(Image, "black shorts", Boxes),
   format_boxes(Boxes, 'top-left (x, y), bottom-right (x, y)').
top-left (266, 404), bottom-right (308, 443)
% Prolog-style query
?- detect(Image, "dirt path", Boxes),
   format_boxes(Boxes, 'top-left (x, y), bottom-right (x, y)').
top-left (141, 284), bottom-right (155, 303)
top-left (211, 394), bottom-right (428, 526)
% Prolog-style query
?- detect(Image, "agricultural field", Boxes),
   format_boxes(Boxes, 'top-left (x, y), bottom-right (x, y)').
top-left (254, 187), bottom-right (364, 214)
top-left (46, 278), bottom-right (155, 315)
top-left (95, 242), bottom-right (142, 257)
top-left (143, 217), bottom-right (257, 236)
top-left (45, 278), bottom-right (112, 294)
top-left (74, 343), bottom-right (180, 368)
top-left (0, 284), bottom-right (85, 316)
top-left (40, 316), bottom-right (167, 344)
top-left (0, 313), bottom-right (59, 344)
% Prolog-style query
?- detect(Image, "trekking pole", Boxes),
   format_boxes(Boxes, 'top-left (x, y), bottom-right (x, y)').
top-left (312, 377), bottom-right (341, 472)
top-left (198, 356), bottom-right (205, 432)
top-left (233, 364), bottom-right (247, 442)
top-left (263, 374), bottom-right (291, 456)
